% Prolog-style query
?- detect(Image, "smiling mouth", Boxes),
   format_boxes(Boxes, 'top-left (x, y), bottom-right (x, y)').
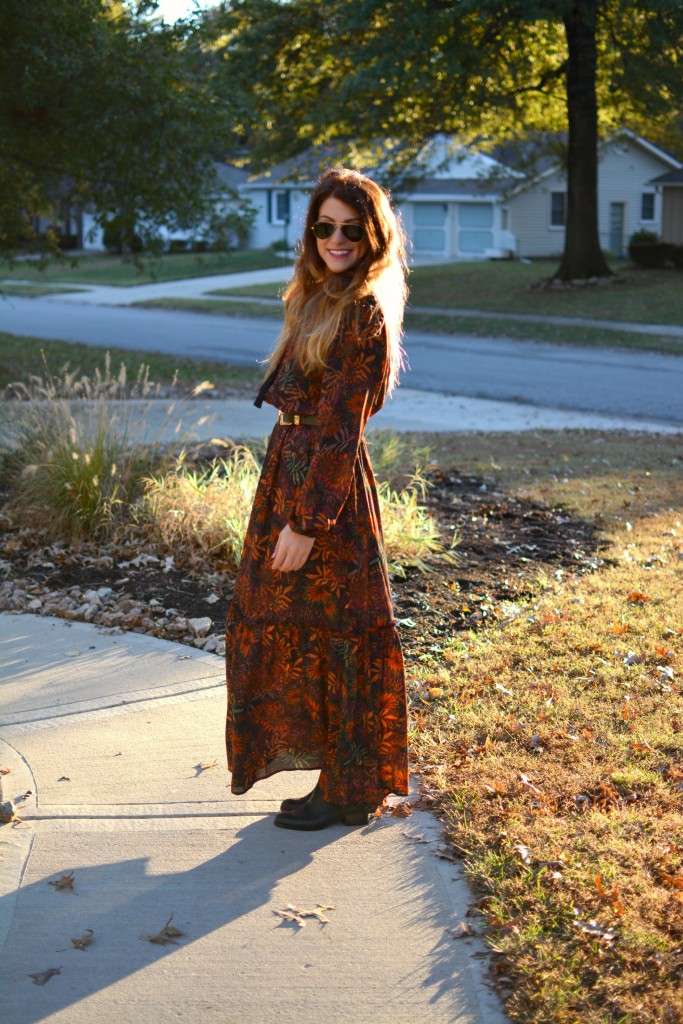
top-left (328, 249), bottom-right (352, 257)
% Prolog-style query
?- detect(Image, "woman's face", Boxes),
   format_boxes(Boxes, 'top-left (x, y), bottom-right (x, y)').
top-left (314, 195), bottom-right (367, 275)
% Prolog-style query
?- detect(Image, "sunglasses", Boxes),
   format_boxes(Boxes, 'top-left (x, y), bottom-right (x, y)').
top-left (312, 221), bottom-right (365, 243)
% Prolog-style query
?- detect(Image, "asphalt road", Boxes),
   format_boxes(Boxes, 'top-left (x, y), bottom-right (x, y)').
top-left (2, 296), bottom-right (682, 424)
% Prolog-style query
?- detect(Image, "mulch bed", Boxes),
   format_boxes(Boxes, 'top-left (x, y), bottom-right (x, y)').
top-left (0, 465), bottom-right (607, 664)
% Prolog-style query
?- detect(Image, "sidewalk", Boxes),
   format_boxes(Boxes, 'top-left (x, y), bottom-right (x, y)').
top-left (0, 613), bottom-right (507, 1024)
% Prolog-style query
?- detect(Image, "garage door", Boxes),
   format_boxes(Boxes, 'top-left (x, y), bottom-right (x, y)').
top-left (412, 203), bottom-right (448, 255)
top-left (458, 203), bottom-right (493, 255)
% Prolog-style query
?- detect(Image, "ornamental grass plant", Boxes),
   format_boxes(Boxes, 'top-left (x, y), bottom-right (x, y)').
top-left (140, 431), bottom-right (454, 574)
top-left (1, 354), bottom-right (170, 539)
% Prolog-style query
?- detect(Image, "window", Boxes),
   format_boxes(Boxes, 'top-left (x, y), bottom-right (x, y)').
top-left (269, 190), bottom-right (290, 224)
top-left (550, 191), bottom-right (566, 227)
top-left (640, 192), bottom-right (655, 221)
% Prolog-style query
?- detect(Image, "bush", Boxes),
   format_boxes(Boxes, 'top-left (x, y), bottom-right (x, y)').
top-left (670, 245), bottom-right (683, 269)
top-left (102, 219), bottom-right (144, 255)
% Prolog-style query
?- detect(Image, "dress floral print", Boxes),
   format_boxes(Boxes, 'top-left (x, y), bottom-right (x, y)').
top-left (225, 298), bottom-right (409, 809)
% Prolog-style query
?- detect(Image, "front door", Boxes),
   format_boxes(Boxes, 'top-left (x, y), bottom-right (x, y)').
top-left (609, 202), bottom-right (625, 257)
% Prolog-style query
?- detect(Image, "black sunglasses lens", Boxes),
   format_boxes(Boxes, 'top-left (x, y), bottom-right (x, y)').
top-left (312, 222), bottom-right (364, 242)
top-left (342, 224), bottom-right (364, 242)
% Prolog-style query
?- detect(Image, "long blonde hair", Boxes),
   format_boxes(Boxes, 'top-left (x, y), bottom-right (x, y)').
top-left (264, 167), bottom-right (408, 394)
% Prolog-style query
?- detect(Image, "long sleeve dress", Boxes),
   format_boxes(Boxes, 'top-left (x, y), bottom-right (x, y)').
top-left (224, 297), bottom-right (409, 810)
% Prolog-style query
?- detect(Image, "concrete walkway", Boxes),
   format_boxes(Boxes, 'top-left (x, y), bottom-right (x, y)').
top-left (9, 266), bottom-right (294, 307)
top-left (0, 613), bottom-right (507, 1024)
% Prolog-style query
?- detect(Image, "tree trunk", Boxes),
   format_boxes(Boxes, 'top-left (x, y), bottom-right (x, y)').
top-left (555, 0), bottom-right (612, 280)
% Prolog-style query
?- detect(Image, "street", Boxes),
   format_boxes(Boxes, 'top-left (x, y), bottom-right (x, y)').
top-left (2, 295), bottom-right (682, 424)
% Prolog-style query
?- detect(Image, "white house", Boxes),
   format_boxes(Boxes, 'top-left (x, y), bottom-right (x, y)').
top-left (241, 137), bottom-right (520, 260)
top-left (504, 130), bottom-right (682, 258)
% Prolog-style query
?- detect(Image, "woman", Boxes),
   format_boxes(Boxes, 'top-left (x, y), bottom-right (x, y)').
top-left (225, 167), bottom-right (410, 831)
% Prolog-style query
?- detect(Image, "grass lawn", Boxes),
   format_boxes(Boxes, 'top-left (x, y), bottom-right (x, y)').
top-left (0, 333), bottom-right (264, 392)
top-left (212, 260), bottom-right (683, 326)
top-left (0, 250), bottom-right (291, 287)
top-left (133, 297), bottom-right (283, 320)
top-left (0, 283), bottom-right (86, 297)
top-left (399, 428), bottom-right (683, 1023)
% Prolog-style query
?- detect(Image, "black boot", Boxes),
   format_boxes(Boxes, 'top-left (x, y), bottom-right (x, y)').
top-left (280, 788), bottom-right (316, 813)
top-left (274, 787), bottom-right (368, 831)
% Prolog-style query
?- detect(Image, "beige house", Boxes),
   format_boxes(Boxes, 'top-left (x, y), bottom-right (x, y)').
top-left (650, 168), bottom-right (683, 245)
top-left (504, 130), bottom-right (682, 258)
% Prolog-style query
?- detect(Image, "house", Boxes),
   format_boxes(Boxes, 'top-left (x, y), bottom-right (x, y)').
top-left (504, 130), bottom-right (682, 258)
top-left (241, 137), bottom-right (520, 260)
top-left (47, 161), bottom-right (251, 252)
top-left (649, 167), bottom-right (683, 244)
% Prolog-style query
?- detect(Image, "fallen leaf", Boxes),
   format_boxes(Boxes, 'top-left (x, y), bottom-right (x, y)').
top-left (193, 760), bottom-right (218, 776)
top-left (142, 913), bottom-right (185, 945)
top-left (402, 832), bottom-right (432, 844)
top-left (57, 777), bottom-right (71, 782)
top-left (64, 929), bottom-right (93, 950)
top-left (29, 967), bottom-right (61, 986)
top-left (519, 773), bottom-right (543, 797)
top-left (660, 873), bottom-right (683, 890)
top-left (48, 872), bottom-right (76, 893)
top-left (627, 591), bottom-right (651, 603)
top-left (452, 921), bottom-right (477, 938)
top-left (0, 766), bottom-right (10, 776)
top-left (273, 903), bottom-right (336, 928)
top-left (434, 844), bottom-right (458, 863)
top-left (514, 843), bottom-right (533, 867)
top-left (574, 917), bottom-right (618, 944)
top-left (388, 801), bottom-right (413, 818)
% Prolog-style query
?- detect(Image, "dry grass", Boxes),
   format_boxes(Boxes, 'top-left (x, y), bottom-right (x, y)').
top-left (400, 429), bottom-right (683, 1023)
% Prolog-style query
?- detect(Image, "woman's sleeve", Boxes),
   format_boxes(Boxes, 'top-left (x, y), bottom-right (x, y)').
top-left (286, 303), bottom-right (387, 538)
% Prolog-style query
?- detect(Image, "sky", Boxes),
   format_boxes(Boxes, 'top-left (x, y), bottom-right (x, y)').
top-left (153, 0), bottom-right (217, 22)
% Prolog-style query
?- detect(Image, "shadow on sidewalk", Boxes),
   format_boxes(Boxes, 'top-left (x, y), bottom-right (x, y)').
top-left (0, 810), bottom-right (483, 1023)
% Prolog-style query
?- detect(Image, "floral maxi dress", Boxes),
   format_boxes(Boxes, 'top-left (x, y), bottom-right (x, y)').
top-left (224, 299), bottom-right (409, 809)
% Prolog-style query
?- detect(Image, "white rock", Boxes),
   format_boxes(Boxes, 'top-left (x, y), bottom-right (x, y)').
top-left (188, 616), bottom-right (212, 637)
top-left (27, 598), bottom-right (43, 610)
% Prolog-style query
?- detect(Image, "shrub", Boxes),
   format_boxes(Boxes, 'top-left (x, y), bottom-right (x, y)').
top-left (628, 230), bottom-right (672, 269)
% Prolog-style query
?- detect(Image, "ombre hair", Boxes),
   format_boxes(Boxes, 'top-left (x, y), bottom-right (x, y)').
top-left (263, 167), bottom-right (408, 394)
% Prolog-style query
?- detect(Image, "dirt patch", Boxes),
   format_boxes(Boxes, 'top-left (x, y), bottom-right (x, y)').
top-left (0, 465), bottom-right (607, 661)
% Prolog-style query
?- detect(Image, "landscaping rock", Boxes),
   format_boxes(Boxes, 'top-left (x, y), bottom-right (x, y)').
top-left (188, 616), bottom-right (212, 637)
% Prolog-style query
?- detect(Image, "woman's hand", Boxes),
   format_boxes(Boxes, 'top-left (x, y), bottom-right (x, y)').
top-left (271, 523), bottom-right (315, 572)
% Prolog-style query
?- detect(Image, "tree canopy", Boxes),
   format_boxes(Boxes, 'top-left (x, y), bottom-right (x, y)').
top-left (0, 0), bottom-right (234, 255)
top-left (211, 0), bottom-right (683, 278)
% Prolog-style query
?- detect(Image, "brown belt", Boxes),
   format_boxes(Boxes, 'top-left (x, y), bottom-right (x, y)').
top-left (278, 410), bottom-right (319, 426)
